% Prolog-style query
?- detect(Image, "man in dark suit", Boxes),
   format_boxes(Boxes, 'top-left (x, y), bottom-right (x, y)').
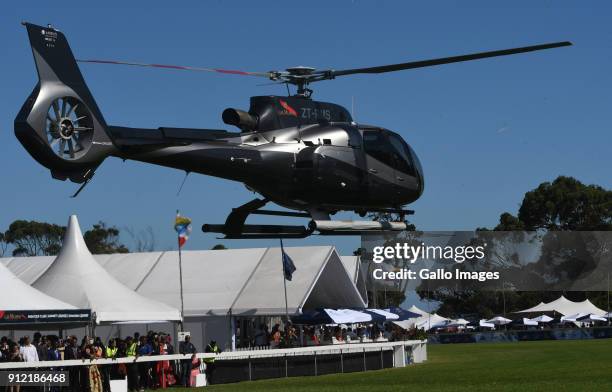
top-left (178, 335), bottom-right (196, 386)
top-left (63, 336), bottom-right (81, 392)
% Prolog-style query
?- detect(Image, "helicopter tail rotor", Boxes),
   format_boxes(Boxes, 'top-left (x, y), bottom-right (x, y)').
top-left (15, 22), bottom-right (117, 184)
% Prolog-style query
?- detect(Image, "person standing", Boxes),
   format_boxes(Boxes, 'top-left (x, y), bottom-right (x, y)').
top-left (125, 336), bottom-right (139, 392)
top-left (204, 340), bottom-right (221, 385)
top-left (64, 336), bottom-right (81, 392)
top-left (178, 335), bottom-right (196, 387)
top-left (19, 337), bottom-right (39, 363)
top-left (137, 336), bottom-right (153, 391)
top-left (7, 344), bottom-right (23, 392)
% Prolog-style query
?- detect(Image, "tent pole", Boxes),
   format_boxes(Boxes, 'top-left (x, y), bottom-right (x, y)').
top-left (177, 230), bottom-right (185, 332)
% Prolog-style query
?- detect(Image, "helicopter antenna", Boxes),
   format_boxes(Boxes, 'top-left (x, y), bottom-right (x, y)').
top-left (176, 171), bottom-right (190, 196)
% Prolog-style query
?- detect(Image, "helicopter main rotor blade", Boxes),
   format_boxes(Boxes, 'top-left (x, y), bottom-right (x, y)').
top-left (328, 41), bottom-right (572, 78)
top-left (77, 59), bottom-right (276, 78)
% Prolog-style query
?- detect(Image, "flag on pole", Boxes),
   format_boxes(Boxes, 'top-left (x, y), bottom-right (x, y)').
top-left (174, 213), bottom-right (192, 248)
top-left (280, 240), bottom-right (297, 281)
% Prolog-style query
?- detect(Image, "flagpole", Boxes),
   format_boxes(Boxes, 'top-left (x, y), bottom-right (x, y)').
top-left (177, 210), bottom-right (185, 332)
top-left (280, 239), bottom-right (290, 326)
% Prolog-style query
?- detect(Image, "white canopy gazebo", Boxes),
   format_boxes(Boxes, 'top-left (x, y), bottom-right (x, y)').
top-left (0, 262), bottom-right (91, 327)
top-left (30, 216), bottom-right (181, 324)
top-left (0, 262), bottom-right (76, 311)
top-left (517, 296), bottom-right (606, 316)
top-left (3, 217), bottom-right (366, 349)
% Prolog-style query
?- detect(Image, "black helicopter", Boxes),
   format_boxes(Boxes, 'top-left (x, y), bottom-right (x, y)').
top-left (15, 22), bottom-right (571, 238)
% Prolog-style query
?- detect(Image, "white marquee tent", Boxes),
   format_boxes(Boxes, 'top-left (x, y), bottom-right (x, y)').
top-left (29, 216), bottom-right (182, 324)
top-left (517, 296), bottom-right (606, 316)
top-left (0, 262), bottom-right (76, 311)
top-left (393, 305), bottom-right (450, 330)
top-left (487, 316), bottom-right (512, 326)
top-left (530, 314), bottom-right (554, 323)
top-left (2, 217), bottom-right (366, 349)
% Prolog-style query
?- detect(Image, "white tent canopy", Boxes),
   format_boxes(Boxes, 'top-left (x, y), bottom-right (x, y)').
top-left (4, 242), bottom-right (365, 318)
top-left (340, 256), bottom-right (368, 305)
top-left (0, 262), bottom-right (76, 311)
top-left (30, 216), bottom-right (181, 324)
top-left (447, 318), bottom-right (470, 327)
top-left (324, 309), bottom-right (374, 324)
top-left (479, 319), bottom-right (495, 329)
top-left (522, 318), bottom-right (538, 326)
top-left (402, 305), bottom-right (450, 330)
top-left (366, 309), bottom-right (399, 320)
top-left (486, 316), bottom-right (512, 325)
top-left (416, 313), bottom-right (450, 330)
top-left (578, 314), bottom-right (607, 322)
top-left (560, 313), bottom-right (589, 323)
top-left (530, 314), bottom-right (554, 323)
top-left (517, 296), bottom-right (606, 316)
top-left (407, 305), bottom-right (429, 316)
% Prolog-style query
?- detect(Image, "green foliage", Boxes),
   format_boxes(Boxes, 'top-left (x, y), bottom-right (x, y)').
top-left (498, 176), bottom-right (612, 231)
top-left (211, 244), bottom-right (227, 250)
top-left (494, 212), bottom-right (525, 231)
top-left (83, 222), bottom-right (129, 254)
top-left (0, 219), bottom-right (131, 256)
top-left (0, 231), bottom-right (8, 257)
top-left (4, 220), bottom-right (66, 256)
top-left (426, 176), bottom-right (611, 317)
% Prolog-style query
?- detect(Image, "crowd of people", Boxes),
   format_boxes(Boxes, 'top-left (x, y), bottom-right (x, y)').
top-left (244, 321), bottom-right (423, 349)
top-left (0, 321), bottom-right (420, 390)
top-left (0, 331), bottom-right (221, 392)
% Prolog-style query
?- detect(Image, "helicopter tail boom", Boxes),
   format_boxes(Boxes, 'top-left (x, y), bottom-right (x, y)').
top-left (15, 22), bottom-right (117, 183)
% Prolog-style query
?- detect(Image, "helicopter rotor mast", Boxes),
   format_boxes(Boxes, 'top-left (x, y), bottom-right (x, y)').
top-left (77, 41), bottom-right (571, 98)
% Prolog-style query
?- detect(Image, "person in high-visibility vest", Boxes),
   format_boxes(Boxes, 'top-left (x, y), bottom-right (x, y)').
top-left (204, 340), bottom-right (221, 384)
top-left (105, 339), bottom-right (118, 359)
top-left (125, 336), bottom-right (139, 392)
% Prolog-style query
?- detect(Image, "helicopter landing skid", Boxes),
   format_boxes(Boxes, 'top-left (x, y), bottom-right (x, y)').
top-left (201, 198), bottom-right (313, 239)
top-left (201, 198), bottom-right (411, 239)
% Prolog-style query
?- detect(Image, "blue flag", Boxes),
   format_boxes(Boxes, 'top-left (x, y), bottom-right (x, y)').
top-left (280, 240), bottom-right (297, 281)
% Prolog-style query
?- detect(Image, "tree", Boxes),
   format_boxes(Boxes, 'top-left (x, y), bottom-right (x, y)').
top-left (517, 176), bottom-right (611, 231)
top-left (125, 226), bottom-right (156, 252)
top-left (0, 231), bottom-right (8, 257)
top-left (420, 176), bottom-right (612, 317)
top-left (83, 222), bottom-right (129, 254)
top-left (4, 220), bottom-right (65, 256)
top-left (211, 244), bottom-right (227, 250)
top-left (493, 212), bottom-right (525, 231)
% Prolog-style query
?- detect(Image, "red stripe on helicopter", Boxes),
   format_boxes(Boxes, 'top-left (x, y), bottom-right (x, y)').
top-left (279, 100), bottom-right (298, 116)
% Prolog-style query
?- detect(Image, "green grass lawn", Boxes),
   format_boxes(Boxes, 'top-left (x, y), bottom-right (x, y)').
top-left (185, 339), bottom-right (612, 392)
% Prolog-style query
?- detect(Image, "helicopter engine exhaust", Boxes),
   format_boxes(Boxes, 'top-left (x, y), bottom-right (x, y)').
top-left (222, 108), bottom-right (258, 131)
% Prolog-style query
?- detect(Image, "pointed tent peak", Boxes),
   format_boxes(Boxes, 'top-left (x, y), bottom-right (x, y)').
top-left (32, 215), bottom-right (181, 324)
top-left (62, 214), bottom-right (90, 257)
top-left (407, 305), bottom-right (429, 316)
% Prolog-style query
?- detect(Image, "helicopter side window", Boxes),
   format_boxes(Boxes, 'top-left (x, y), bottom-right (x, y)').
top-left (388, 134), bottom-right (416, 176)
top-left (363, 130), bottom-right (396, 168)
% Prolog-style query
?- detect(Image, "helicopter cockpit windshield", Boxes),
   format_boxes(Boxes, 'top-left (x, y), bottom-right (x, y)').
top-left (362, 129), bottom-right (415, 175)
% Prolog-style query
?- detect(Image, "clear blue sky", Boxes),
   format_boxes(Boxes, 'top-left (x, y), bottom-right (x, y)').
top-left (1, 1), bottom-right (611, 256)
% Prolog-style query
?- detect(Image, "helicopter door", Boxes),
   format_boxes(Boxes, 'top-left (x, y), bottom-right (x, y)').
top-left (362, 130), bottom-right (400, 203)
